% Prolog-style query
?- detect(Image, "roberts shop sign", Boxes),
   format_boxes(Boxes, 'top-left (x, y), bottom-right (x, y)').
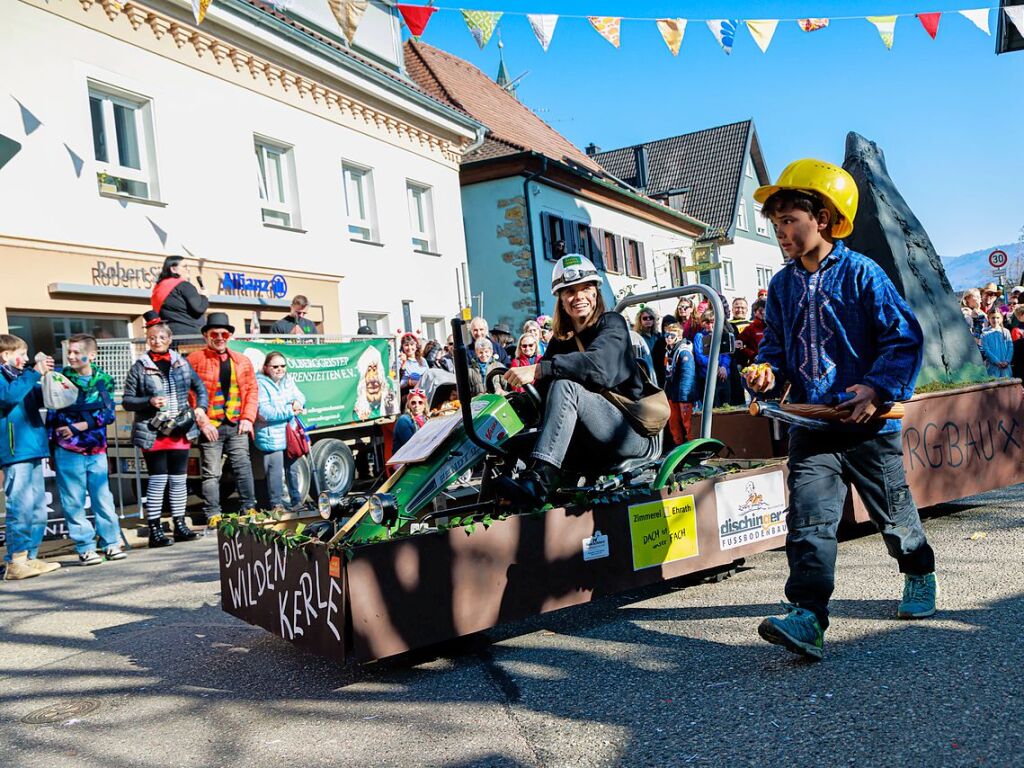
top-left (220, 272), bottom-right (288, 299)
top-left (92, 260), bottom-right (161, 290)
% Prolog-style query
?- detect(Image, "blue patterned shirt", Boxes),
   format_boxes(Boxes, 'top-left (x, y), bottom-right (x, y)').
top-left (756, 241), bottom-right (923, 434)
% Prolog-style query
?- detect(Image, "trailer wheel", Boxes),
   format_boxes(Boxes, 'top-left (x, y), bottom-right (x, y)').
top-left (289, 453), bottom-right (313, 507)
top-left (311, 439), bottom-right (355, 496)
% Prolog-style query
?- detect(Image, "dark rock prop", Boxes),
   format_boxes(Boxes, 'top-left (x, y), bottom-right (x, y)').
top-left (843, 132), bottom-right (986, 386)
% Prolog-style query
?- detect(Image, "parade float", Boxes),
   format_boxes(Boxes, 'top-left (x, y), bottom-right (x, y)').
top-left (215, 133), bottom-right (1023, 663)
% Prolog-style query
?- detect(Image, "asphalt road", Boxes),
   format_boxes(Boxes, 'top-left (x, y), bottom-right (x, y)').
top-left (2, 485), bottom-right (1023, 768)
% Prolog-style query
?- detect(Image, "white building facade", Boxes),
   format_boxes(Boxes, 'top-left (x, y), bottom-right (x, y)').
top-left (1, 0), bottom-right (482, 353)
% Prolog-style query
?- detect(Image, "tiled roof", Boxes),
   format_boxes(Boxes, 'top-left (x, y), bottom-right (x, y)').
top-left (403, 40), bottom-right (603, 172)
top-left (593, 120), bottom-right (756, 232)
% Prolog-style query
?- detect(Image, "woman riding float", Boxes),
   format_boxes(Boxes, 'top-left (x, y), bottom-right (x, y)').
top-left (497, 254), bottom-right (656, 505)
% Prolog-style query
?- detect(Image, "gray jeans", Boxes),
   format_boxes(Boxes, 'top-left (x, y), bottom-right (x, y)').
top-left (785, 428), bottom-right (935, 629)
top-left (532, 379), bottom-right (652, 470)
top-left (199, 423), bottom-right (256, 515)
top-left (262, 449), bottom-right (303, 509)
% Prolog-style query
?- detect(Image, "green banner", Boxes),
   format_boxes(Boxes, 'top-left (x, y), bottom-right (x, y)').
top-left (228, 339), bottom-right (399, 429)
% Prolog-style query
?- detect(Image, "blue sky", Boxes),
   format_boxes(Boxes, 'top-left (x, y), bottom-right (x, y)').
top-left (412, 2), bottom-right (1024, 257)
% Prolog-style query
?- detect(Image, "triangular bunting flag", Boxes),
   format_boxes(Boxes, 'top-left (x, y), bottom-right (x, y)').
top-left (958, 9), bottom-right (990, 35)
top-left (147, 217), bottom-right (169, 247)
top-left (64, 144), bottom-right (84, 178)
top-left (867, 15), bottom-right (898, 49)
top-left (13, 98), bottom-right (42, 136)
top-left (588, 17), bottom-right (621, 48)
top-left (917, 12), bottom-right (941, 39)
top-left (191, 0), bottom-right (212, 24)
top-left (398, 5), bottom-right (437, 37)
top-left (798, 18), bottom-right (829, 32)
top-left (706, 19), bottom-right (739, 54)
top-left (461, 10), bottom-right (502, 49)
top-left (656, 19), bottom-right (686, 56)
top-left (328, 0), bottom-right (369, 44)
top-left (746, 20), bottom-right (778, 53)
top-left (1006, 6), bottom-right (1024, 39)
top-left (527, 14), bottom-right (558, 51)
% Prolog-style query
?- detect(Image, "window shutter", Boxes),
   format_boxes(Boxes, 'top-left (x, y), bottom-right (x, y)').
top-left (589, 227), bottom-right (603, 265)
top-left (613, 234), bottom-right (624, 273)
top-left (638, 241), bottom-right (647, 279)
top-left (564, 218), bottom-right (580, 254)
top-left (592, 228), bottom-right (606, 269)
top-left (540, 212), bottom-right (553, 261)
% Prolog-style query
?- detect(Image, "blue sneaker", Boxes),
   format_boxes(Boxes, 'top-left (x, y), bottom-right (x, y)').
top-left (898, 573), bottom-right (937, 619)
top-left (758, 603), bottom-right (824, 660)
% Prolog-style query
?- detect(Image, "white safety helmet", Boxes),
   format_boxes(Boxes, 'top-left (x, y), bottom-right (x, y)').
top-left (551, 254), bottom-right (603, 296)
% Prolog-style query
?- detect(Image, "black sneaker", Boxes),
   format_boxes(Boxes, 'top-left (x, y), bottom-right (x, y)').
top-left (78, 551), bottom-right (104, 566)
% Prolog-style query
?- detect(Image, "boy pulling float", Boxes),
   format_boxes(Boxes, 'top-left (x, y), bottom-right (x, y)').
top-left (745, 159), bottom-right (938, 660)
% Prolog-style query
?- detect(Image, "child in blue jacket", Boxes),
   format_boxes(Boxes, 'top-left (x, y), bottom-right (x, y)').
top-left (692, 310), bottom-right (731, 407)
top-left (980, 309), bottom-right (1013, 378)
top-left (49, 334), bottom-right (125, 565)
top-left (1, 335), bottom-right (60, 581)
top-left (746, 159), bottom-right (936, 660)
top-left (663, 323), bottom-right (696, 445)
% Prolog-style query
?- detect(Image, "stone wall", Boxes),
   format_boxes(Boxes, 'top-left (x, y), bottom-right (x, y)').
top-left (496, 195), bottom-right (538, 331)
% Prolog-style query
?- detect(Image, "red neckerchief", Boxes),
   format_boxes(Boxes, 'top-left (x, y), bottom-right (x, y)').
top-left (149, 351), bottom-right (171, 362)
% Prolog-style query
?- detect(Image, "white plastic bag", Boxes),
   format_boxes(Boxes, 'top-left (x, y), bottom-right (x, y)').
top-left (42, 371), bottom-right (79, 410)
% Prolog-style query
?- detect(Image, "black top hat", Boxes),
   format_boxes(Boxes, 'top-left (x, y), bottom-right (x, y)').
top-left (201, 312), bottom-right (235, 334)
top-left (142, 310), bottom-right (163, 328)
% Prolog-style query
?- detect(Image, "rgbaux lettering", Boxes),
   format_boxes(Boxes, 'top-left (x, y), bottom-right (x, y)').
top-left (903, 417), bottom-right (1020, 470)
top-left (91, 260), bottom-right (160, 289)
top-left (220, 272), bottom-right (288, 299)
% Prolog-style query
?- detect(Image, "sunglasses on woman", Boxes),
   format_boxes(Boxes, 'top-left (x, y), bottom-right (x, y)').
top-left (268, 364), bottom-right (286, 369)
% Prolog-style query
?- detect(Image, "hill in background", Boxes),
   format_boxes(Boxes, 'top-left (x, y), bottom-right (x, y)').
top-left (940, 242), bottom-right (1023, 291)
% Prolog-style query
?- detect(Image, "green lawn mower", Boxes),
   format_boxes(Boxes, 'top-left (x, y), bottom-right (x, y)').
top-left (315, 286), bottom-right (732, 546)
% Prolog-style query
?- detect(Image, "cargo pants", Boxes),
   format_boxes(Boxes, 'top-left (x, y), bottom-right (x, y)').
top-left (785, 428), bottom-right (935, 629)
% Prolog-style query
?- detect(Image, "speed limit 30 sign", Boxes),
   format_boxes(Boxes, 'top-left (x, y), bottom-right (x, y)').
top-left (989, 249), bottom-right (1009, 269)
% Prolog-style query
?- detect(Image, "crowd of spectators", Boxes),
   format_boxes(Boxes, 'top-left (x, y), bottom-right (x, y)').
top-left (959, 283), bottom-right (1024, 379)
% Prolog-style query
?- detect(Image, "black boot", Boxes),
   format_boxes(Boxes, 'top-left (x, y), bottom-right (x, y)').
top-left (148, 518), bottom-right (172, 548)
top-left (495, 461), bottom-right (560, 506)
top-left (172, 515), bottom-right (199, 542)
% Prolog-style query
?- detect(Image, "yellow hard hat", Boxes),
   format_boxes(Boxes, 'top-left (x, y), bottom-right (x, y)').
top-left (754, 158), bottom-right (859, 239)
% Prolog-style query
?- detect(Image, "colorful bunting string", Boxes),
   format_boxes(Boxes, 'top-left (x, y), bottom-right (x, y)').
top-left (706, 19), bottom-right (738, 55)
top-left (656, 18), bottom-right (686, 55)
top-left (398, 4), bottom-right (437, 37)
top-left (328, 0), bottom-right (369, 44)
top-left (959, 8), bottom-right (991, 34)
top-left (917, 12), bottom-right (941, 39)
top-left (462, 9), bottom-right (502, 48)
top-left (404, 5), bottom-right (1003, 56)
top-left (867, 15), bottom-right (898, 49)
top-left (746, 19), bottom-right (778, 53)
top-left (527, 14), bottom-right (558, 51)
top-left (588, 16), bottom-right (621, 47)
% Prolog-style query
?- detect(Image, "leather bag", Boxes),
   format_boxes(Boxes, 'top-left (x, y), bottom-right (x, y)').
top-left (574, 336), bottom-right (669, 437)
